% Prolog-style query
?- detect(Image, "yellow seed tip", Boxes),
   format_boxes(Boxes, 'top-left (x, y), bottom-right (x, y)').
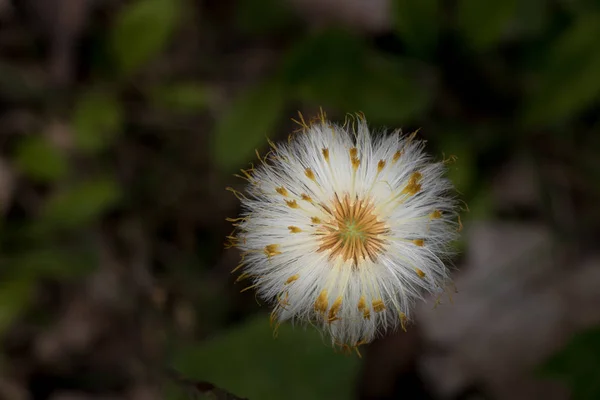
top-left (357, 296), bottom-right (366, 310)
top-left (264, 244), bottom-right (282, 257)
top-left (400, 313), bottom-right (408, 331)
top-left (401, 173), bottom-right (423, 196)
top-left (305, 168), bottom-right (316, 181)
top-left (431, 210), bottom-right (442, 219)
top-left (410, 171), bottom-right (422, 183)
top-left (328, 296), bottom-right (343, 322)
top-left (357, 296), bottom-right (371, 320)
top-left (288, 226), bottom-right (302, 233)
top-left (285, 199), bottom-right (299, 208)
top-left (301, 193), bottom-right (313, 202)
top-left (372, 299), bottom-right (385, 313)
top-left (314, 290), bottom-right (328, 313)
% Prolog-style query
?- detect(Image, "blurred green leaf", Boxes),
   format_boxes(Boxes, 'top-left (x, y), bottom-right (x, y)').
top-left (235, 0), bottom-right (297, 35)
top-left (8, 247), bottom-right (96, 280)
top-left (164, 372), bottom-right (248, 400)
top-left (466, 185), bottom-right (494, 220)
top-left (539, 326), bottom-right (600, 400)
top-left (73, 89), bottom-right (123, 153)
top-left (41, 178), bottom-right (120, 229)
top-left (283, 29), bottom-right (367, 107)
top-left (110, 0), bottom-right (181, 76)
top-left (393, 0), bottom-right (440, 57)
top-left (170, 313), bottom-right (360, 400)
top-left (150, 82), bottom-right (210, 113)
top-left (512, 0), bottom-right (551, 39)
top-left (560, 0), bottom-right (600, 15)
top-left (457, 0), bottom-right (518, 51)
top-left (163, 382), bottom-right (196, 400)
top-left (0, 278), bottom-right (33, 334)
top-left (213, 81), bottom-right (284, 171)
top-left (355, 56), bottom-right (432, 124)
top-left (523, 14), bottom-right (600, 127)
top-left (437, 131), bottom-right (476, 195)
top-left (0, 62), bottom-right (45, 102)
top-left (14, 136), bottom-right (69, 182)
top-left (284, 30), bottom-right (430, 124)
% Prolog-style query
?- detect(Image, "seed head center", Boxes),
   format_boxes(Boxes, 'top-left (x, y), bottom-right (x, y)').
top-left (339, 218), bottom-right (367, 244)
top-left (317, 193), bottom-right (389, 265)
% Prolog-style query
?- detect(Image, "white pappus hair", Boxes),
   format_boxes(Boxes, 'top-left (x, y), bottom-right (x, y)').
top-left (227, 112), bottom-right (460, 351)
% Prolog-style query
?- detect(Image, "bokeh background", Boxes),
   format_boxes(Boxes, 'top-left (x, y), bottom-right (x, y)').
top-left (1, 0), bottom-right (600, 399)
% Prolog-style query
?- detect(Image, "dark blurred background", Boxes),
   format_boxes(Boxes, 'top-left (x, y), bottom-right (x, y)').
top-left (1, 0), bottom-right (600, 399)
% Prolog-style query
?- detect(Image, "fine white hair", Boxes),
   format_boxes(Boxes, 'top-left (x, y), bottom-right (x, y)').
top-left (229, 113), bottom-right (459, 349)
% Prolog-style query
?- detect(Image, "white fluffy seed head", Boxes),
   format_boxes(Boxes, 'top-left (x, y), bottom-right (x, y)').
top-left (228, 113), bottom-right (460, 349)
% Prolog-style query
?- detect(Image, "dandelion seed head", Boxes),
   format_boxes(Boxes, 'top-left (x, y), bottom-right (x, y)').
top-left (229, 113), bottom-right (460, 348)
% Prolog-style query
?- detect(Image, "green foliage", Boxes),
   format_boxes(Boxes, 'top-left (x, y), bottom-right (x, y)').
top-left (163, 382), bottom-right (197, 400)
top-left (0, 62), bottom-right (43, 102)
top-left (539, 326), bottom-right (600, 400)
top-left (283, 29), bottom-right (431, 125)
top-left (457, 0), bottom-right (519, 51)
top-left (14, 136), bottom-right (69, 182)
top-left (213, 81), bottom-right (285, 172)
top-left (40, 177), bottom-right (121, 229)
top-left (561, 0), bottom-right (600, 15)
top-left (393, 0), bottom-right (440, 57)
top-left (9, 247), bottom-right (96, 280)
top-left (213, 27), bottom-right (433, 173)
top-left (110, 0), bottom-right (182, 76)
top-left (170, 314), bottom-right (361, 400)
top-left (72, 89), bottom-right (123, 153)
top-left (0, 245), bottom-right (96, 335)
top-left (0, 278), bottom-right (33, 334)
top-left (235, 0), bottom-right (297, 35)
top-left (283, 30), bottom-right (367, 107)
top-left (354, 56), bottom-right (431, 124)
top-left (523, 14), bottom-right (600, 127)
top-left (149, 82), bottom-right (210, 113)
top-left (512, 0), bottom-right (551, 39)
top-left (437, 130), bottom-right (476, 195)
